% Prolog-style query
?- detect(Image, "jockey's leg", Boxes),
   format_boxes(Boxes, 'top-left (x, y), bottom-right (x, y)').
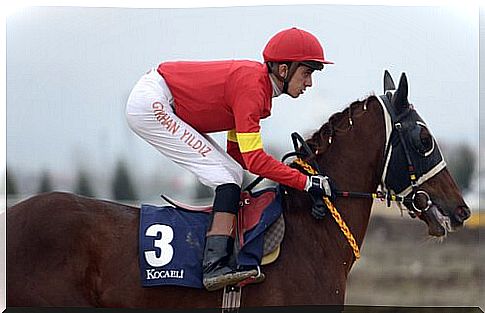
top-left (125, 69), bottom-right (244, 190)
top-left (125, 69), bottom-right (262, 291)
top-left (201, 183), bottom-right (260, 291)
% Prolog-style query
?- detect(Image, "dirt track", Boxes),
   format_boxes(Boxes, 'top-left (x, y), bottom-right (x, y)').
top-left (345, 207), bottom-right (484, 308)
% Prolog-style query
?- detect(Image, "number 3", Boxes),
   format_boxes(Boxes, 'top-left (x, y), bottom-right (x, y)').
top-left (144, 224), bottom-right (174, 267)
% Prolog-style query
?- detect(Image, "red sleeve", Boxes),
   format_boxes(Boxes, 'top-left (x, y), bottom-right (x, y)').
top-left (226, 67), bottom-right (307, 191)
top-left (241, 149), bottom-right (307, 190)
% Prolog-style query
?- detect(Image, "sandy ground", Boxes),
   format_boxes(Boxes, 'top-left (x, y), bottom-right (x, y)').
top-left (346, 206), bottom-right (484, 309)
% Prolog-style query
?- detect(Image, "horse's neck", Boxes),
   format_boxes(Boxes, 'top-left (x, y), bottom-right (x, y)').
top-left (284, 96), bottom-right (387, 271)
top-left (321, 96), bottom-right (387, 194)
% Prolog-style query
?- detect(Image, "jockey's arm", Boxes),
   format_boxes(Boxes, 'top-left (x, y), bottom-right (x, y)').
top-left (231, 110), bottom-right (307, 190)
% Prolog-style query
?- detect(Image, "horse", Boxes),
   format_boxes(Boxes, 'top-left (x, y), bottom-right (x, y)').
top-left (6, 71), bottom-right (471, 308)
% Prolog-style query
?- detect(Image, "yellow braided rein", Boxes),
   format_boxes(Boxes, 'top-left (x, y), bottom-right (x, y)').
top-left (293, 158), bottom-right (361, 260)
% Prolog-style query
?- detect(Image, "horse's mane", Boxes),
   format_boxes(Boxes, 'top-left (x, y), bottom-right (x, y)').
top-left (306, 94), bottom-right (376, 157)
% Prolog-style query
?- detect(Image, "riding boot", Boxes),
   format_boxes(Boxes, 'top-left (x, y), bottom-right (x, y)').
top-left (202, 183), bottom-right (264, 291)
top-left (202, 235), bottom-right (258, 291)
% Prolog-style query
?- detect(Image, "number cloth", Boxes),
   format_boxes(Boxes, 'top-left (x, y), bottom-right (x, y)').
top-left (138, 188), bottom-right (283, 288)
top-left (139, 205), bottom-right (210, 288)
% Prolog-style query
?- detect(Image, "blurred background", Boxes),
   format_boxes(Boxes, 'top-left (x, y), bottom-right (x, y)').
top-left (2, 3), bottom-right (483, 309)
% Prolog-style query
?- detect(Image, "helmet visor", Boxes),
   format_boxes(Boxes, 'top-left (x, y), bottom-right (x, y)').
top-left (300, 60), bottom-right (324, 71)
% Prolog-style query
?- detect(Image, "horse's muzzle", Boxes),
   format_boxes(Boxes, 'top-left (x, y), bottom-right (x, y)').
top-left (453, 205), bottom-right (471, 224)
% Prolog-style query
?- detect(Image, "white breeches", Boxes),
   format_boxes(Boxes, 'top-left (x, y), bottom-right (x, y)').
top-left (125, 69), bottom-right (244, 189)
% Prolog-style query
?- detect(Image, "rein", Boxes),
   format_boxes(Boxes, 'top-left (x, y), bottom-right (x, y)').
top-left (244, 132), bottom-right (361, 260)
top-left (288, 95), bottom-right (434, 216)
top-left (244, 94), bottom-right (437, 262)
top-left (291, 157), bottom-right (361, 260)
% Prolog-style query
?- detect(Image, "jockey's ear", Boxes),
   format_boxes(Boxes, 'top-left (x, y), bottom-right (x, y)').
top-left (392, 72), bottom-right (410, 114)
top-left (278, 63), bottom-right (289, 79)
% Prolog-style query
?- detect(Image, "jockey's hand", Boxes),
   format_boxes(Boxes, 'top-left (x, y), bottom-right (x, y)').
top-left (304, 175), bottom-right (334, 219)
top-left (304, 175), bottom-right (333, 198)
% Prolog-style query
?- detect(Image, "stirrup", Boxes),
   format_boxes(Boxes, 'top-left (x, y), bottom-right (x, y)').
top-left (203, 268), bottom-right (259, 291)
top-left (236, 266), bottom-right (265, 287)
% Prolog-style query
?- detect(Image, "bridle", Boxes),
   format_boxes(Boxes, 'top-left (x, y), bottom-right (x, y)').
top-left (287, 131), bottom-right (432, 218)
top-left (245, 94), bottom-right (438, 217)
top-left (244, 95), bottom-right (443, 259)
top-left (379, 93), bottom-right (437, 215)
top-left (243, 93), bottom-right (445, 260)
top-left (389, 121), bottom-right (433, 215)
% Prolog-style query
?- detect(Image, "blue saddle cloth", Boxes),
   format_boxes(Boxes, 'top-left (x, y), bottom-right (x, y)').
top-left (138, 188), bottom-right (282, 288)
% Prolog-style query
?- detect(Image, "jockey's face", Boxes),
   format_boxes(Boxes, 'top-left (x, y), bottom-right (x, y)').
top-left (287, 65), bottom-right (314, 98)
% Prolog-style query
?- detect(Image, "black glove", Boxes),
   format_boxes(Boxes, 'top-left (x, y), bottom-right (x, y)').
top-left (305, 175), bottom-right (334, 219)
top-left (305, 175), bottom-right (333, 197)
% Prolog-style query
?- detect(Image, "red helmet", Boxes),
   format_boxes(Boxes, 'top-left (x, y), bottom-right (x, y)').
top-left (263, 27), bottom-right (333, 66)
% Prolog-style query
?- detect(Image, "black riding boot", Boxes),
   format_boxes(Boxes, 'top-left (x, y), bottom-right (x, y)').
top-left (202, 183), bottom-right (264, 291)
top-left (202, 235), bottom-right (258, 291)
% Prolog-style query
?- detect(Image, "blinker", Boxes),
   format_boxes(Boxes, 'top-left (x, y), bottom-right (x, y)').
top-left (381, 97), bottom-right (445, 197)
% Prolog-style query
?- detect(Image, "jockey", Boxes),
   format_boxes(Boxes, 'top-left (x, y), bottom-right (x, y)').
top-left (126, 27), bottom-right (333, 291)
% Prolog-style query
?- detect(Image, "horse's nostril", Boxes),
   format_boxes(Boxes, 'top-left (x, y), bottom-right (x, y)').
top-left (454, 206), bottom-right (471, 223)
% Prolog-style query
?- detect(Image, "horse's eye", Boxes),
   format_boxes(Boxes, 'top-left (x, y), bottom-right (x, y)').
top-left (412, 124), bottom-right (434, 156)
top-left (420, 128), bottom-right (433, 150)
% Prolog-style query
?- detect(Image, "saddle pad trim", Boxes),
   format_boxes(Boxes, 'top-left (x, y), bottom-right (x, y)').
top-left (161, 194), bottom-right (212, 213)
top-left (261, 245), bottom-right (280, 265)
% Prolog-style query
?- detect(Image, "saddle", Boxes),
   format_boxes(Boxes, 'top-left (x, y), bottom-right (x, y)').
top-left (138, 187), bottom-right (285, 289)
top-left (162, 188), bottom-right (285, 266)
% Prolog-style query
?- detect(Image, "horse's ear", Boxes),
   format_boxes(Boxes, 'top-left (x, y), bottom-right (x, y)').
top-left (383, 70), bottom-right (396, 101)
top-left (391, 73), bottom-right (410, 114)
top-left (384, 70), bottom-right (395, 92)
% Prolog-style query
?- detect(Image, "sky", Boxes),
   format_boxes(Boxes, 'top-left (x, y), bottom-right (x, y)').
top-left (5, 3), bottom-right (480, 199)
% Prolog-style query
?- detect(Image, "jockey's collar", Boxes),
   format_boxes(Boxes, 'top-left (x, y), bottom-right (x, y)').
top-left (269, 74), bottom-right (283, 98)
